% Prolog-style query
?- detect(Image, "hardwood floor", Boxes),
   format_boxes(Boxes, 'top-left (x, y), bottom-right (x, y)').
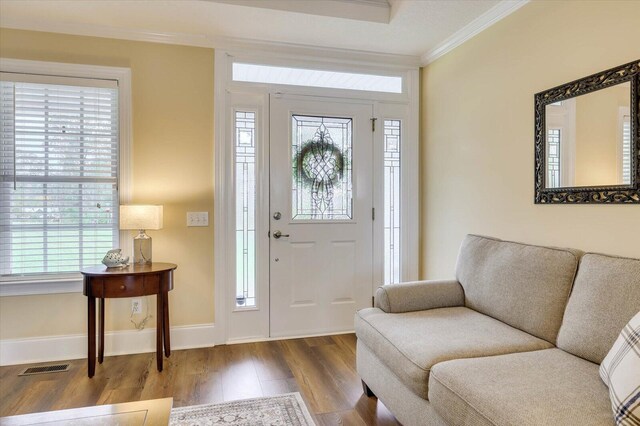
top-left (0, 333), bottom-right (399, 425)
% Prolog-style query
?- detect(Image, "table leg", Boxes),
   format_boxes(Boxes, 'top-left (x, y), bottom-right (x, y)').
top-left (163, 291), bottom-right (171, 357)
top-left (156, 292), bottom-right (163, 372)
top-left (98, 298), bottom-right (105, 364)
top-left (88, 296), bottom-right (96, 378)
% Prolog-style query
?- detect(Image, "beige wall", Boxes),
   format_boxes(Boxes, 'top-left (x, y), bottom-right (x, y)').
top-left (2, 0), bottom-right (640, 340)
top-left (574, 84), bottom-right (630, 186)
top-left (421, 0), bottom-right (640, 279)
top-left (0, 29), bottom-right (215, 339)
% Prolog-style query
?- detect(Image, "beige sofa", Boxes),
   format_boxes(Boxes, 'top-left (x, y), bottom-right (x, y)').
top-left (355, 234), bottom-right (640, 426)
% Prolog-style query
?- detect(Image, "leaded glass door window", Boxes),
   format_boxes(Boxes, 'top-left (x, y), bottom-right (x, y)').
top-left (291, 115), bottom-right (353, 220)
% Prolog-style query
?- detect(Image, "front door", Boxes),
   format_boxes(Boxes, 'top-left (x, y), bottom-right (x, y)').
top-left (269, 95), bottom-right (374, 337)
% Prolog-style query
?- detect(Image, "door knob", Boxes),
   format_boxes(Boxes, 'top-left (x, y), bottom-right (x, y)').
top-left (273, 230), bottom-right (290, 239)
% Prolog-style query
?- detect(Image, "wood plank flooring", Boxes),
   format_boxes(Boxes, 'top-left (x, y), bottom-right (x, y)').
top-left (0, 333), bottom-right (399, 425)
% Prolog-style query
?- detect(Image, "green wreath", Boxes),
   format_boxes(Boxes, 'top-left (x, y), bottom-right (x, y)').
top-left (293, 140), bottom-right (345, 188)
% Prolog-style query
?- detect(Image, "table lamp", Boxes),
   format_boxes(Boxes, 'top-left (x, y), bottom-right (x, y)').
top-left (120, 205), bottom-right (163, 264)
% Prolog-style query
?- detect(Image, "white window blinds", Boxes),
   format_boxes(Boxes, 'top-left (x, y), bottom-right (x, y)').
top-left (622, 117), bottom-right (631, 184)
top-left (0, 73), bottom-right (120, 277)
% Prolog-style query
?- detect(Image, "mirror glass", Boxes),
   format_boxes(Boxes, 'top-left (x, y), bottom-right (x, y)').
top-left (544, 81), bottom-right (631, 188)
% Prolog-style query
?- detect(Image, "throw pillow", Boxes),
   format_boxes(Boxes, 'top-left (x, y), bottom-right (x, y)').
top-left (599, 310), bottom-right (640, 426)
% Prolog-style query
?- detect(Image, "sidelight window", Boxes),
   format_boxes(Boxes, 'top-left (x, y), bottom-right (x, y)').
top-left (383, 120), bottom-right (401, 284)
top-left (547, 128), bottom-right (561, 188)
top-left (234, 111), bottom-right (257, 307)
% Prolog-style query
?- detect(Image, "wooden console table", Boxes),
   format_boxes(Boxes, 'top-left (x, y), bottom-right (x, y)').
top-left (81, 263), bottom-right (177, 378)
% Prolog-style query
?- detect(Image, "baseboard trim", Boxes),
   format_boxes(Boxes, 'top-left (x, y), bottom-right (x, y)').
top-left (0, 323), bottom-right (216, 366)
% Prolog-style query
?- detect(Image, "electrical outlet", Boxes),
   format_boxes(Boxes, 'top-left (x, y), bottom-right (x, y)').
top-left (131, 298), bottom-right (142, 314)
top-left (187, 212), bottom-right (209, 227)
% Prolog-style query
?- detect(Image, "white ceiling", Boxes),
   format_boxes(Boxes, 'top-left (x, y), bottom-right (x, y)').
top-left (0, 0), bottom-right (527, 64)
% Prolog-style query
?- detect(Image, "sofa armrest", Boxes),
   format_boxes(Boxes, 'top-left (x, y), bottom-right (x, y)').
top-left (375, 280), bottom-right (465, 313)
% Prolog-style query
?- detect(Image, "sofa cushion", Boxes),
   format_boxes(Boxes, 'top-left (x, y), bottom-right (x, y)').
top-left (557, 253), bottom-right (640, 364)
top-left (354, 306), bottom-right (552, 399)
top-left (456, 234), bottom-right (581, 344)
top-left (429, 348), bottom-right (614, 426)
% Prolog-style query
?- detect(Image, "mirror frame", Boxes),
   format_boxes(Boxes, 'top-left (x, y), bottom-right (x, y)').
top-left (534, 60), bottom-right (640, 203)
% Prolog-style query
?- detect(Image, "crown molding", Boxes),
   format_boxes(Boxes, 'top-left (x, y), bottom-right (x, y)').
top-left (0, 16), bottom-right (420, 68)
top-left (0, 16), bottom-right (213, 48)
top-left (0, 0), bottom-right (527, 69)
top-left (421, 0), bottom-right (529, 66)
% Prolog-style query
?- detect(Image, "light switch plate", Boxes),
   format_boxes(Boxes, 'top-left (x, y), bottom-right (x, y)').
top-left (187, 212), bottom-right (209, 227)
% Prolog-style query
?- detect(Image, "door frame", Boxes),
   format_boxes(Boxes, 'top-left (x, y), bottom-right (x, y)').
top-left (213, 49), bottom-right (420, 344)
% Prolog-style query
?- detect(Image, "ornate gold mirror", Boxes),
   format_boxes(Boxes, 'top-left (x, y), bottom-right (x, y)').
top-left (534, 60), bottom-right (639, 203)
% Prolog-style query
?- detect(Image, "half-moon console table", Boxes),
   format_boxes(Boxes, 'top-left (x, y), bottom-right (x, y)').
top-left (81, 262), bottom-right (177, 378)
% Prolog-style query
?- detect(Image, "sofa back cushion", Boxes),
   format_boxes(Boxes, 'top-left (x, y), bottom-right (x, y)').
top-left (556, 253), bottom-right (640, 364)
top-left (456, 235), bottom-right (581, 344)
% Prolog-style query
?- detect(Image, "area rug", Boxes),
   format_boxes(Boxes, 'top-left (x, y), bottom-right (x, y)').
top-left (169, 392), bottom-right (316, 425)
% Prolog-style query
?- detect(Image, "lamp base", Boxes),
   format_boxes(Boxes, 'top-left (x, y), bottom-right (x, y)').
top-left (133, 230), bottom-right (152, 264)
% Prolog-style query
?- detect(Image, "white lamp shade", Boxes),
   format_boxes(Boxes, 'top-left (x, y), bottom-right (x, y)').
top-left (120, 205), bottom-right (163, 230)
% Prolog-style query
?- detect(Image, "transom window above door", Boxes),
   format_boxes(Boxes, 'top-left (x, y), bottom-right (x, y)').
top-left (232, 63), bottom-right (403, 94)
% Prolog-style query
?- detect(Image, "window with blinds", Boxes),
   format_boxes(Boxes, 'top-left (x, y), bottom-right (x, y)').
top-left (0, 73), bottom-right (120, 278)
top-left (622, 117), bottom-right (631, 184)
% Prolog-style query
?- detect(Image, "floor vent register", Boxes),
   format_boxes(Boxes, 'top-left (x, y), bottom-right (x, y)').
top-left (18, 364), bottom-right (70, 376)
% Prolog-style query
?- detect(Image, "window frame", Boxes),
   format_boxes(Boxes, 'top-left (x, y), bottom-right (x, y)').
top-left (225, 53), bottom-right (411, 103)
top-left (373, 102), bottom-right (416, 292)
top-left (0, 59), bottom-right (132, 296)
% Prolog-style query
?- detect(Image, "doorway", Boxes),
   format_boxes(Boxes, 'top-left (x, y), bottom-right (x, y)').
top-left (214, 51), bottom-right (419, 344)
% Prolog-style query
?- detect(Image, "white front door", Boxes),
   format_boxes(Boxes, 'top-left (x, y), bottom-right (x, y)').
top-left (269, 95), bottom-right (374, 337)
